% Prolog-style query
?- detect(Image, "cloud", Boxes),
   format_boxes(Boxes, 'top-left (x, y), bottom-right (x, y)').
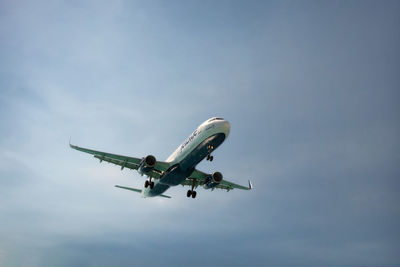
top-left (0, 1), bottom-right (399, 266)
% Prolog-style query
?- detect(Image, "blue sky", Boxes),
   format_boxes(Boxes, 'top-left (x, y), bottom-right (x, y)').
top-left (0, 1), bottom-right (399, 266)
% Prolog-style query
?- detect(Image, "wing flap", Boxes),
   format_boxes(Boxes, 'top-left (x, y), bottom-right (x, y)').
top-left (70, 143), bottom-right (169, 177)
top-left (217, 180), bottom-right (252, 191)
top-left (94, 154), bottom-right (140, 170)
top-left (71, 144), bottom-right (142, 165)
top-left (183, 169), bottom-right (252, 191)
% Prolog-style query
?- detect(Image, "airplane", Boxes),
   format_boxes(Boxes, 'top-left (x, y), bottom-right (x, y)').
top-left (70, 117), bottom-right (252, 199)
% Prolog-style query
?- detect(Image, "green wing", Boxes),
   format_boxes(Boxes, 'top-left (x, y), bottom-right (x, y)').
top-left (182, 169), bottom-right (253, 192)
top-left (70, 143), bottom-right (170, 179)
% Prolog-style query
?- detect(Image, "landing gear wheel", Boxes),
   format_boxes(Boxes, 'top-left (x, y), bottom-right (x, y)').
top-left (191, 191), bottom-right (197, 198)
top-left (144, 180), bottom-right (149, 188)
top-left (206, 155), bottom-right (210, 161)
top-left (209, 156), bottom-right (214, 162)
top-left (187, 190), bottom-right (192, 198)
top-left (150, 181), bottom-right (154, 189)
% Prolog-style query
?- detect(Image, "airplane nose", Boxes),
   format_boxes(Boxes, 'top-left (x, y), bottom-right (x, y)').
top-left (223, 120), bottom-right (230, 136)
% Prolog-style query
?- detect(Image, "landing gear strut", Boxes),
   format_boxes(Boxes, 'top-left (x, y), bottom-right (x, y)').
top-left (186, 180), bottom-right (197, 198)
top-left (144, 178), bottom-right (154, 189)
top-left (206, 145), bottom-right (214, 161)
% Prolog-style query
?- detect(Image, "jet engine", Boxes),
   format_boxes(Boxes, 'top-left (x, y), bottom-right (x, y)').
top-left (203, 171), bottom-right (223, 189)
top-left (138, 155), bottom-right (156, 175)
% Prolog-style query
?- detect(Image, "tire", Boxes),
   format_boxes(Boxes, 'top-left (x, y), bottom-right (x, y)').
top-left (150, 181), bottom-right (154, 189)
top-left (144, 180), bottom-right (149, 188)
top-left (187, 190), bottom-right (192, 198)
top-left (192, 191), bottom-right (197, 198)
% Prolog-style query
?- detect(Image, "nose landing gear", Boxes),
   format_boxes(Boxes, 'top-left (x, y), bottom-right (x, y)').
top-left (206, 145), bottom-right (214, 161)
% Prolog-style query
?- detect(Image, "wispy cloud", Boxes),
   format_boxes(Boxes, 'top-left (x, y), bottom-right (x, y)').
top-left (0, 0), bottom-right (399, 266)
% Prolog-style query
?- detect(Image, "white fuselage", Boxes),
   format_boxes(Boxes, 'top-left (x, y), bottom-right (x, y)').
top-left (141, 117), bottom-right (230, 197)
top-left (166, 118), bottom-right (231, 164)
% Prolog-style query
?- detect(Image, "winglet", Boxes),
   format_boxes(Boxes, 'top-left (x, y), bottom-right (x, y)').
top-left (69, 137), bottom-right (79, 150)
top-left (248, 180), bottom-right (253, 190)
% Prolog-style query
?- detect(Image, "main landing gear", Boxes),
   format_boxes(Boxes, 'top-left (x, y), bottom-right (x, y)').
top-left (187, 180), bottom-right (197, 198)
top-left (206, 145), bottom-right (214, 161)
top-left (144, 178), bottom-right (154, 189)
top-left (187, 190), bottom-right (197, 198)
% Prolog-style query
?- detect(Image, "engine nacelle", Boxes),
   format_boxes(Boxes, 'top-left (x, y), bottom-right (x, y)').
top-left (203, 171), bottom-right (223, 189)
top-left (138, 155), bottom-right (156, 175)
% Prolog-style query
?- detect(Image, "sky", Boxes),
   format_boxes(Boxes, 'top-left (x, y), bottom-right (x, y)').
top-left (0, 0), bottom-right (399, 266)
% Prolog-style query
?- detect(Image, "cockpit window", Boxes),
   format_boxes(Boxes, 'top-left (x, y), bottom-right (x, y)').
top-left (208, 117), bottom-right (224, 122)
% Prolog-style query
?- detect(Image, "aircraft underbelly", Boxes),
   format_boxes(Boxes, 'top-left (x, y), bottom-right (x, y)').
top-left (158, 165), bottom-right (189, 186)
top-left (144, 182), bottom-right (170, 197)
top-left (145, 133), bottom-right (226, 197)
top-left (180, 133), bottom-right (225, 170)
top-left (159, 133), bottom-right (225, 186)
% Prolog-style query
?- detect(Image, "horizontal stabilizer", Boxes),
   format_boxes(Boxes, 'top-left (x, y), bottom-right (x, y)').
top-left (115, 185), bottom-right (171, 198)
top-left (115, 185), bottom-right (142, 193)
